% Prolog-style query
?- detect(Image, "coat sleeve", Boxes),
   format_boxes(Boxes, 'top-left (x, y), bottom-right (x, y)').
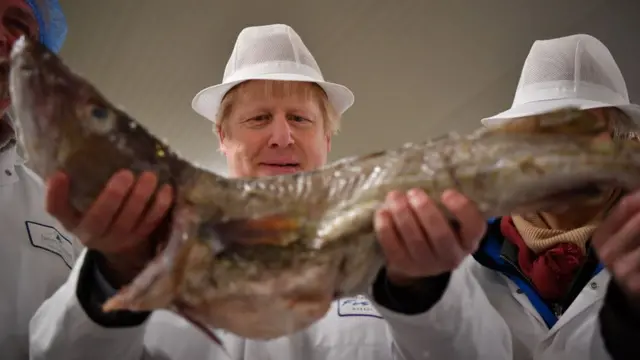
top-left (534, 280), bottom-right (640, 360)
top-left (29, 249), bottom-right (152, 360)
top-left (598, 280), bottom-right (640, 360)
top-left (369, 256), bottom-right (513, 360)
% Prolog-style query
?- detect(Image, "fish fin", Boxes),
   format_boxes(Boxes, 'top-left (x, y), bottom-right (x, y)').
top-left (174, 300), bottom-right (230, 357)
top-left (200, 214), bottom-right (305, 248)
top-left (102, 204), bottom-right (201, 313)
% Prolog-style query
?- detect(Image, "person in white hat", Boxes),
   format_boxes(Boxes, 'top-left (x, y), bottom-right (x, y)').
top-left (30, 23), bottom-right (512, 360)
top-left (469, 33), bottom-right (640, 360)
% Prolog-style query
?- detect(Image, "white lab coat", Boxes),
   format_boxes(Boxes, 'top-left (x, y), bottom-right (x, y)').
top-left (27, 220), bottom-right (623, 360)
top-left (466, 218), bottom-right (619, 360)
top-left (469, 259), bottom-right (613, 360)
top-left (0, 144), bottom-right (81, 359)
top-left (29, 249), bottom-right (513, 360)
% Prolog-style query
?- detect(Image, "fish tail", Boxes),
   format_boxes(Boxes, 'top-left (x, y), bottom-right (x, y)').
top-left (491, 107), bottom-right (606, 135)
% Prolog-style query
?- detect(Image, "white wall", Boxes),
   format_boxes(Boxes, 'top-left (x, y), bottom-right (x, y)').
top-left (56, 0), bottom-right (639, 171)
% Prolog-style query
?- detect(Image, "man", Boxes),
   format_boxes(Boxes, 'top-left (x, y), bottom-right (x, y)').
top-left (470, 33), bottom-right (640, 360)
top-left (29, 24), bottom-right (512, 359)
top-left (0, 0), bottom-right (80, 359)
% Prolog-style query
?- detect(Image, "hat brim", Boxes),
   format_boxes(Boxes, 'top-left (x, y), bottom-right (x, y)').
top-left (191, 73), bottom-right (355, 123)
top-left (481, 98), bottom-right (640, 128)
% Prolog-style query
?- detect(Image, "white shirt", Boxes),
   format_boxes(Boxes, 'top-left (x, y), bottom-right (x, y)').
top-left (0, 144), bottom-right (81, 359)
top-left (29, 249), bottom-right (513, 360)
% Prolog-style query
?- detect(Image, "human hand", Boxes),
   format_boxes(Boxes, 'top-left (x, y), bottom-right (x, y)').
top-left (593, 190), bottom-right (640, 311)
top-left (45, 169), bottom-right (174, 286)
top-left (374, 189), bottom-right (487, 286)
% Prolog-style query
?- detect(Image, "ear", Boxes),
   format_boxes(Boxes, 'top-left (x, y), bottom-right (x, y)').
top-left (217, 125), bottom-right (228, 154)
top-left (325, 134), bottom-right (332, 153)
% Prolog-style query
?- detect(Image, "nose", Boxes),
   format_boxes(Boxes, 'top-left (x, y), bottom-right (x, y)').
top-left (268, 114), bottom-right (294, 148)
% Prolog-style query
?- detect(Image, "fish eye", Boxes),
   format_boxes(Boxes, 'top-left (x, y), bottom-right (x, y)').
top-left (85, 103), bottom-right (116, 135)
top-left (91, 105), bottom-right (110, 120)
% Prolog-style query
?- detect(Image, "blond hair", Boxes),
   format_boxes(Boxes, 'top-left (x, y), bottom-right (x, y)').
top-left (214, 80), bottom-right (340, 136)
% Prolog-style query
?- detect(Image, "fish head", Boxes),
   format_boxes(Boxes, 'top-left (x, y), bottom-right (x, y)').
top-left (8, 35), bottom-right (182, 213)
top-left (9, 35), bottom-right (124, 174)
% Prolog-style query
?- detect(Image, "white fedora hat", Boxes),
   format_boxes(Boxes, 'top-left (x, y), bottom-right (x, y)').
top-left (191, 24), bottom-right (355, 123)
top-left (481, 34), bottom-right (640, 127)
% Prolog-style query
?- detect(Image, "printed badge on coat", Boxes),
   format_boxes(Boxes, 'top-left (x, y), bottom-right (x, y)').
top-left (337, 295), bottom-right (382, 318)
top-left (26, 221), bottom-right (74, 268)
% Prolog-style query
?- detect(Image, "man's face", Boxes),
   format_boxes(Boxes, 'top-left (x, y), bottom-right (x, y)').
top-left (218, 80), bottom-right (331, 178)
top-left (0, 0), bottom-right (38, 115)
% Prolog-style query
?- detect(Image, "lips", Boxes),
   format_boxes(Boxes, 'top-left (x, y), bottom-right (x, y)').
top-left (262, 163), bottom-right (299, 167)
top-left (259, 163), bottom-right (301, 175)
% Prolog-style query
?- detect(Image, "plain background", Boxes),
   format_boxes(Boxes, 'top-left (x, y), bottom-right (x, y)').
top-left (56, 0), bottom-right (640, 175)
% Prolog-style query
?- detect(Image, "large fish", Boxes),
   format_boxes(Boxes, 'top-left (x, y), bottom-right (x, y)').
top-left (8, 35), bottom-right (640, 346)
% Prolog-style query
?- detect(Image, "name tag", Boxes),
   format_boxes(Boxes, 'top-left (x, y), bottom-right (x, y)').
top-left (337, 295), bottom-right (382, 318)
top-left (26, 221), bottom-right (74, 268)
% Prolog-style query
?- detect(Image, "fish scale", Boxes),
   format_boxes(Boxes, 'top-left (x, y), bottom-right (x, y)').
top-left (8, 35), bottom-right (640, 350)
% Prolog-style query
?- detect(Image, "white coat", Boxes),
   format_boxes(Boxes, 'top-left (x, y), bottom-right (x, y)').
top-left (29, 248), bottom-right (512, 360)
top-left (469, 255), bottom-right (612, 360)
top-left (467, 217), bottom-right (618, 360)
top-left (28, 218), bottom-right (624, 360)
top-left (0, 144), bottom-right (80, 359)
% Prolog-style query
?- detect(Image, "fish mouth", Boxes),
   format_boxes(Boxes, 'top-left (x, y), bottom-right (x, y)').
top-left (8, 36), bottom-right (59, 115)
top-left (6, 36), bottom-right (63, 146)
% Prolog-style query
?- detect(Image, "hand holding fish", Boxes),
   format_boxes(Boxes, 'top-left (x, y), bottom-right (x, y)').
top-left (593, 189), bottom-right (640, 312)
top-left (375, 189), bottom-right (487, 285)
top-left (45, 169), bottom-right (174, 286)
top-left (12, 35), bottom-right (640, 342)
